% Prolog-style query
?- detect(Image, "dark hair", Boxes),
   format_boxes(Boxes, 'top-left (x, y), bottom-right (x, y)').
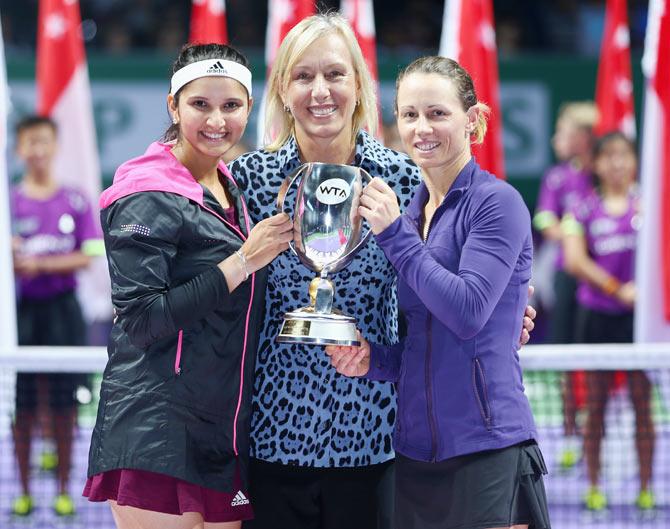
top-left (15, 115), bottom-right (58, 137)
top-left (395, 56), bottom-right (490, 144)
top-left (590, 131), bottom-right (638, 189)
top-left (592, 131), bottom-right (637, 160)
top-left (162, 43), bottom-right (250, 142)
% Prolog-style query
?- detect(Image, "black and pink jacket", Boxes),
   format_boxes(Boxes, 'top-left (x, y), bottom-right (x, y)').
top-left (87, 142), bottom-right (268, 493)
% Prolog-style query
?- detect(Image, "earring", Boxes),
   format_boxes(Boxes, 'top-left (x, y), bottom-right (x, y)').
top-left (283, 105), bottom-right (291, 113)
top-left (172, 116), bottom-right (178, 125)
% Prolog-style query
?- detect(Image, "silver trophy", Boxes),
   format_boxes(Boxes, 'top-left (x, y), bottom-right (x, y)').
top-left (276, 163), bottom-right (372, 346)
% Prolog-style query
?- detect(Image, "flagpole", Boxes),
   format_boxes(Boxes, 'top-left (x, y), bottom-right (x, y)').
top-left (635, 0), bottom-right (670, 342)
top-left (0, 16), bottom-right (18, 350)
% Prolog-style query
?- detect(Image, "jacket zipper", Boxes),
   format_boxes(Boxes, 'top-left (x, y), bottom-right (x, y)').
top-left (174, 329), bottom-right (184, 375)
top-left (421, 211), bottom-right (444, 461)
top-left (170, 199), bottom-right (254, 457)
top-left (422, 213), bottom-right (439, 461)
top-left (425, 313), bottom-right (439, 461)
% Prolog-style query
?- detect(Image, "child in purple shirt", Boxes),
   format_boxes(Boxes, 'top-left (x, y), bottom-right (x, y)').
top-left (10, 115), bottom-right (101, 516)
top-left (562, 131), bottom-right (655, 512)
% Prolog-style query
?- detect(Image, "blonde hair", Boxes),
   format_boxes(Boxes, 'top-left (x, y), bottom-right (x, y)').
top-left (395, 56), bottom-right (490, 145)
top-left (264, 12), bottom-right (378, 152)
top-left (556, 101), bottom-right (599, 131)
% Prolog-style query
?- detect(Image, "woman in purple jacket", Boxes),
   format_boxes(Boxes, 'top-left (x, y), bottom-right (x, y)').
top-left (326, 56), bottom-right (550, 529)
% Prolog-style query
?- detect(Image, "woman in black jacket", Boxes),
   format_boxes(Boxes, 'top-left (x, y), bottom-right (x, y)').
top-left (83, 43), bottom-right (292, 529)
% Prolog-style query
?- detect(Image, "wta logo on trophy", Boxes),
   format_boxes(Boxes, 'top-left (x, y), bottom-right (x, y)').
top-left (276, 163), bottom-right (372, 346)
top-left (315, 178), bottom-right (351, 205)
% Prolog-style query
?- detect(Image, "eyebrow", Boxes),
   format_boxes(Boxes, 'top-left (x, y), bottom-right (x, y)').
top-left (399, 104), bottom-right (446, 110)
top-left (292, 61), bottom-right (349, 70)
top-left (185, 94), bottom-right (245, 101)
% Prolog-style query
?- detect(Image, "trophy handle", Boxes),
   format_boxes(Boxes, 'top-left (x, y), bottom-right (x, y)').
top-left (277, 165), bottom-right (308, 257)
top-left (325, 167), bottom-right (375, 274)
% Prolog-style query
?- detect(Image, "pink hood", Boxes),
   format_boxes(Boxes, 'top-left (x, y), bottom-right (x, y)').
top-left (100, 142), bottom-right (238, 209)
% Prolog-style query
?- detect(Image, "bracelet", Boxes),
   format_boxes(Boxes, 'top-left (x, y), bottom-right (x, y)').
top-left (235, 249), bottom-right (250, 281)
top-left (601, 276), bottom-right (621, 297)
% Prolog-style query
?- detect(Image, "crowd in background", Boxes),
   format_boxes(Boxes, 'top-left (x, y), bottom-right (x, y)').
top-left (0, 0), bottom-right (651, 56)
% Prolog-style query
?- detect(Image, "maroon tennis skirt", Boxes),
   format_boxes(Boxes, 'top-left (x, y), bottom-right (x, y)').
top-left (83, 466), bottom-right (253, 523)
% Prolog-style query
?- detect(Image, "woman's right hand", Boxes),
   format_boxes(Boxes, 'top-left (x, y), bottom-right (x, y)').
top-left (241, 213), bottom-right (294, 273)
top-left (325, 332), bottom-right (371, 377)
top-left (219, 213), bottom-right (293, 291)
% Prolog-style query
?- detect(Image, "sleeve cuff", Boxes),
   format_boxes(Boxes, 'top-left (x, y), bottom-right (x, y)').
top-left (561, 213), bottom-right (584, 236)
top-left (533, 211), bottom-right (559, 231)
top-left (81, 238), bottom-right (106, 257)
top-left (375, 215), bottom-right (405, 246)
top-left (209, 264), bottom-right (230, 301)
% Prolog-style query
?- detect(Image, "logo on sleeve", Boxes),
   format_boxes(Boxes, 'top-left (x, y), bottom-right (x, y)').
top-left (120, 223), bottom-right (151, 236)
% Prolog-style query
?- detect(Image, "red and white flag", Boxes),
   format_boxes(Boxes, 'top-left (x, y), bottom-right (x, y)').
top-left (595, 0), bottom-right (636, 138)
top-left (37, 0), bottom-right (109, 324)
top-left (439, 0), bottom-right (505, 179)
top-left (341, 0), bottom-right (383, 141)
top-left (257, 0), bottom-right (315, 146)
top-left (635, 0), bottom-right (670, 341)
top-left (264, 0), bottom-right (315, 68)
top-left (37, 0), bottom-right (100, 202)
top-left (0, 16), bottom-right (18, 348)
top-left (190, 0), bottom-right (228, 44)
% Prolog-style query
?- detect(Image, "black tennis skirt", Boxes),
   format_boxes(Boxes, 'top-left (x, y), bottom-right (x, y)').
top-left (395, 440), bottom-right (551, 529)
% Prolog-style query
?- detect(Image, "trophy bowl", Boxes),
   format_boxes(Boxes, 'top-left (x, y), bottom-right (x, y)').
top-left (275, 162), bottom-right (372, 346)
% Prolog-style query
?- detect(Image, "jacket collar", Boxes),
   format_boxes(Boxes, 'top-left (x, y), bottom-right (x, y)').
top-left (273, 130), bottom-right (386, 176)
top-left (407, 157), bottom-right (477, 222)
top-left (100, 142), bottom-right (239, 209)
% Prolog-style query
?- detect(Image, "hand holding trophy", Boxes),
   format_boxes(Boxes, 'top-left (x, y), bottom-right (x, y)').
top-left (276, 163), bottom-right (372, 346)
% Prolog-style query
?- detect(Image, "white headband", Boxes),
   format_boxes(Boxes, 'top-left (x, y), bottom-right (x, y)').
top-left (170, 59), bottom-right (253, 97)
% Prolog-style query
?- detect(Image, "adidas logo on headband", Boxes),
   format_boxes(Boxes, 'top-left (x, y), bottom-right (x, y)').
top-left (207, 61), bottom-right (228, 74)
top-left (170, 58), bottom-right (253, 97)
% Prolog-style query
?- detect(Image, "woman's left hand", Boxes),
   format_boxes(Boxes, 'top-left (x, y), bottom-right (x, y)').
top-left (358, 178), bottom-right (401, 235)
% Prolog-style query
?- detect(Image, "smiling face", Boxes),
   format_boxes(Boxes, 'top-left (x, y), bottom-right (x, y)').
top-left (396, 72), bottom-right (476, 176)
top-left (168, 75), bottom-right (251, 162)
top-left (282, 32), bottom-right (359, 149)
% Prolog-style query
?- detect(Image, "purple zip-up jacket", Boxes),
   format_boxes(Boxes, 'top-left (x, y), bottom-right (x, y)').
top-left (367, 159), bottom-right (537, 463)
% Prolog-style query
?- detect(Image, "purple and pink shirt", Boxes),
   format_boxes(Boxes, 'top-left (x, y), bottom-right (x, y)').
top-left (534, 161), bottom-right (593, 269)
top-left (565, 188), bottom-right (638, 314)
top-left (10, 185), bottom-right (99, 300)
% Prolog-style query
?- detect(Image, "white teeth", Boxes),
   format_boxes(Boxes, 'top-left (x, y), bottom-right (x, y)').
top-left (416, 142), bottom-right (439, 151)
top-left (202, 132), bottom-right (226, 140)
top-left (310, 106), bottom-right (337, 116)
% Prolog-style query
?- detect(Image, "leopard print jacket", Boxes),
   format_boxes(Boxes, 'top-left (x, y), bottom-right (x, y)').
top-left (229, 131), bottom-right (421, 466)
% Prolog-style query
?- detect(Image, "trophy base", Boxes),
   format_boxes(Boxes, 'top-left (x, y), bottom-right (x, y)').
top-left (277, 307), bottom-right (360, 346)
